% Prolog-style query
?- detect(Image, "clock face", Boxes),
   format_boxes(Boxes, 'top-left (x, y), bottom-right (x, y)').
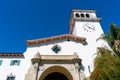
top-left (82, 23), bottom-right (95, 32)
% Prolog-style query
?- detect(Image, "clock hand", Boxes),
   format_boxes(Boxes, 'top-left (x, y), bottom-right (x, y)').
top-left (87, 26), bottom-right (95, 30)
top-left (87, 26), bottom-right (92, 29)
top-left (87, 26), bottom-right (91, 29)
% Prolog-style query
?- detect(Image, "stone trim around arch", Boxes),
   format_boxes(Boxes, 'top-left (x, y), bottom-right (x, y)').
top-left (39, 66), bottom-right (73, 80)
top-left (25, 53), bottom-right (83, 80)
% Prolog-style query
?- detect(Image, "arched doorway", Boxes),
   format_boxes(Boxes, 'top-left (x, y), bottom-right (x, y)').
top-left (44, 72), bottom-right (68, 80)
top-left (39, 66), bottom-right (73, 80)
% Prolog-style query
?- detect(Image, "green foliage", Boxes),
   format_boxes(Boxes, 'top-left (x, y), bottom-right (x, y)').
top-left (91, 23), bottom-right (120, 79)
top-left (101, 23), bottom-right (120, 56)
top-left (105, 24), bottom-right (120, 46)
top-left (90, 48), bottom-right (120, 80)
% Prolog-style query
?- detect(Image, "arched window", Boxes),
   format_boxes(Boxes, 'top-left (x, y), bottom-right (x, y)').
top-left (75, 13), bottom-right (80, 18)
top-left (81, 13), bottom-right (85, 18)
top-left (86, 14), bottom-right (90, 18)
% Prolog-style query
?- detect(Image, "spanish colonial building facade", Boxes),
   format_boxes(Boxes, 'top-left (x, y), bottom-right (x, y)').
top-left (0, 9), bottom-right (111, 80)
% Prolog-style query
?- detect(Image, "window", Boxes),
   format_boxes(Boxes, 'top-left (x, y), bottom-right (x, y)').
top-left (10, 60), bottom-right (20, 66)
top-left (7, 73), bottom-right (15, 80)
top-left (75, 13), bottom-right (80, 18)
top-left (7, 77), bottom-right (15, 80)
top-left (81, 13), bottom-right (85, 18)
top-left (0, 60), bottom-right (3, 65)
top-left (88, 65), bottom-right (91, 73)
top-left (86, 14), bottom-right (90, 18)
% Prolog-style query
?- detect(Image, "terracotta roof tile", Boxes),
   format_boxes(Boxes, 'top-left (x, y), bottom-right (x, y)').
top-left (0, 52), bottom-right (23, 57)
top-left (26, 34), bottom-right (86, 46)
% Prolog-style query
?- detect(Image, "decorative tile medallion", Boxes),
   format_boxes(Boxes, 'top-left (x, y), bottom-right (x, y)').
top-left (52, 44), bottom-right (61, 53)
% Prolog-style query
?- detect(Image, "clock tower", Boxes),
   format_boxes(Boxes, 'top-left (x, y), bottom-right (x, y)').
top-left (69, 9), bottom-right (109, 48)
top-left (69, 9), bottom-right (111, 77)
top-left (70, 9), bottom-right (103, 39)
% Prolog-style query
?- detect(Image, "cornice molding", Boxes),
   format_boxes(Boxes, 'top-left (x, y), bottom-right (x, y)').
top-left (31, 54), bottom-right (81, 64)
top-left (0, 53), bottom-right (24, 58)
top-left (72, 9), bottom-right (96, 13)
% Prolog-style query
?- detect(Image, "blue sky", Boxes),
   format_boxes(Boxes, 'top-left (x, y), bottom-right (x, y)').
top-left (0, 0), bottom-right (120, 52)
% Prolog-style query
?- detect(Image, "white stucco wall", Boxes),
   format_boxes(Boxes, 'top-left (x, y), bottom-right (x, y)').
top-left (0, 58), bottom-right (26, 80)
top-left (0, 36), bottom-right (110, 80)
top-left (23, 34), bottom-right (111, 77)
top-left (71, 20), bottom-right (111, 77)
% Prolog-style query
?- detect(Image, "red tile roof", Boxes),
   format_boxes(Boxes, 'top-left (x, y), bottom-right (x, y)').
top-left (26, 34), bottom-right (86, 46)
top-left (0, 52), bottom-right (23, 57)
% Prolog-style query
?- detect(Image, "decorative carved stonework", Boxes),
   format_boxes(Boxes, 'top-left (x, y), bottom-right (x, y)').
top-left (33, 52), bottom-right (41, 59)
top-left (25, 64), bottom-right (38, 80)
top-left (73, 52), bottom-right (79, 58)
top-left (31, 53), bottom-right (81, 65)
top-left (33, 63), bottom-right (39, 72)
top-left (39, 66), bottom-right (45, 71)
top-left (80, 70), bottom-right (86, 79)
top-left (69, 66), bottom-right (74, 71)
top-left (26, 53), bottom-right (82, 80)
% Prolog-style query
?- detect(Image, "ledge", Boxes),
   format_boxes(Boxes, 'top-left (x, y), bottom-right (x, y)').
top-left (74, 18), bottom-right (102, 22)
top-left (31, 54), bottom-right (81, 64)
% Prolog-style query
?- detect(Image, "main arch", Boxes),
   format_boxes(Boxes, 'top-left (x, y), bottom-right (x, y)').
top-left (39, 66), bottom-right (73, 80)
